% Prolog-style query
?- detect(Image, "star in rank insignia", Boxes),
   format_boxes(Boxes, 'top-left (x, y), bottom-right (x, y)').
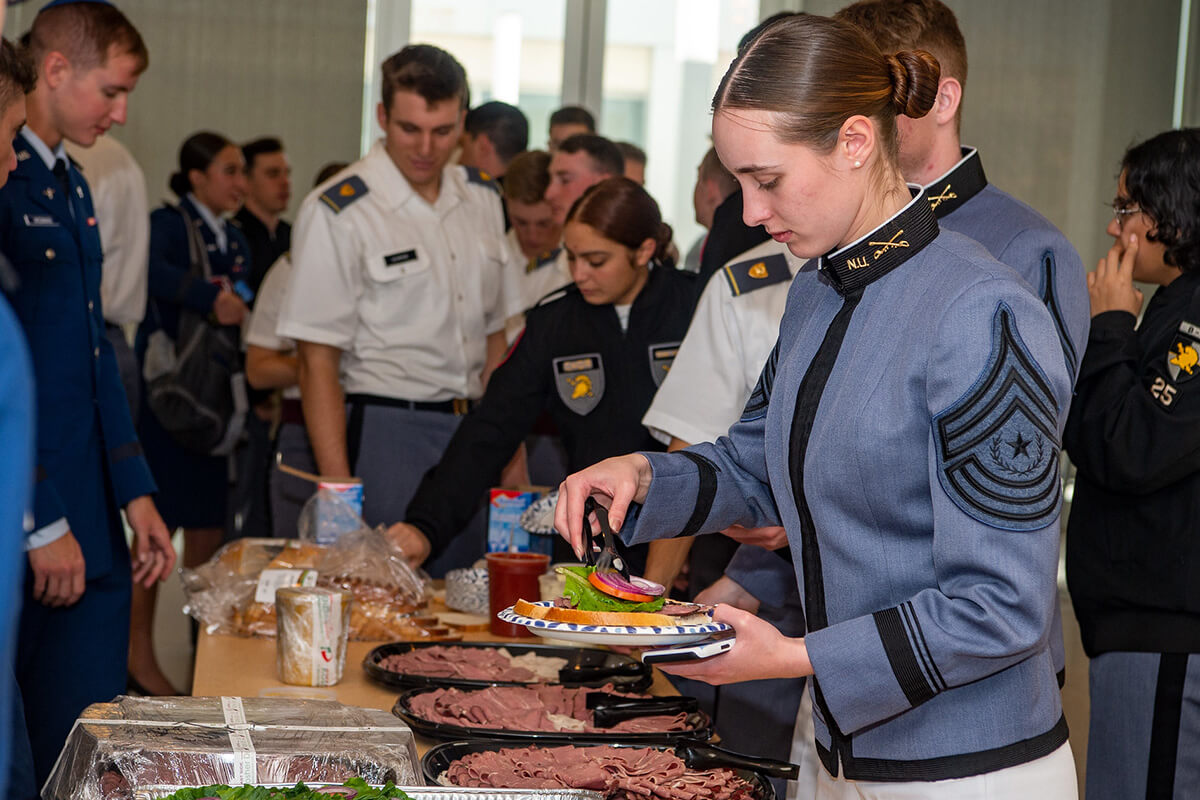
top-left (1167, 322), bottom-right (1200, 382)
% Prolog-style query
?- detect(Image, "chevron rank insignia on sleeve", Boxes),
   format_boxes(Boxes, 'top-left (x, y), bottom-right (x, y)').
top-left (932, 303), bottom-right (1061, 531)
top-left (319, 175), bottom-right (368, 213)
top-left (723, 252), bottom-right (791, 296)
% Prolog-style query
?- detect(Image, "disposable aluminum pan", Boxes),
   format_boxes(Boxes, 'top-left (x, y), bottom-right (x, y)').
top-left (135, 787), bottom-right (604, 800)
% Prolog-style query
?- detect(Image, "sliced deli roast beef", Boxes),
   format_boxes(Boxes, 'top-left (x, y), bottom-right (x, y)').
top-left (657, 602), bottom-right (711, 617)
top-left (377, 645), bottom-right (567, 682)
top-left (442, 745), bottom-right (758, 800)
top-left (407, 685), bottom-right (692, 733)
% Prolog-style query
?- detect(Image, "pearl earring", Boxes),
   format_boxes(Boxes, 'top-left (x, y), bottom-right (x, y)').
top-left (854, 160), bottom-right (862, 168)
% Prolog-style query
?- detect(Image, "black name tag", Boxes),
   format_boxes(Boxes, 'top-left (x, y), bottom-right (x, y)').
top-left (385, 249), bottom-right (418, 266)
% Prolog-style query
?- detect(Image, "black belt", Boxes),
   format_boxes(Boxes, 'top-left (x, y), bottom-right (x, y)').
top-left (345, 392), bottom-right (474, 416)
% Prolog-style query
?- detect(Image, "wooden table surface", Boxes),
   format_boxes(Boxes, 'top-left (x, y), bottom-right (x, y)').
top-left (191, 620), bottom-right (677, 755)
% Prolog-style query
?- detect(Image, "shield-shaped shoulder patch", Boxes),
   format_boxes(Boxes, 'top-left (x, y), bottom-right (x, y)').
top-left (647, 342), bottom-right (680, 387)
top-left (932, 304), bottom-right (1061, 531)
top-left (1166, 321), bottom-right (1200, 383)
top-left (554, 353), bottom-right (605, 415)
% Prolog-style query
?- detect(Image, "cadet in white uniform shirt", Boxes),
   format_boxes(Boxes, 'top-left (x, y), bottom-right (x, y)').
top-left (278, 45), bottom-right (515, 575)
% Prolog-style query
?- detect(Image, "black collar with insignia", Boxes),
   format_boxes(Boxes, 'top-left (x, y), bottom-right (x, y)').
top-left (924, 147), bottom-right (987, 219)
top-left (818, 187), bottom-right (939, 295)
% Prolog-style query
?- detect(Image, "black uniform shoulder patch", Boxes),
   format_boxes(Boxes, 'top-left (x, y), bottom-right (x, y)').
top-left (740, 339), bottom-right (781, 422)
top-left (932, 303), bottom-right (1061, 531)
top-left (463, 165), bottom-right (501, 194)
top-left (723, 253), bottom-right (790, 297)
top-left (319, 175), bottom-right (368, 213)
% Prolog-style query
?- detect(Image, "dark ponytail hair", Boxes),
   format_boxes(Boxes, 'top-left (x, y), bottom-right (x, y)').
top-left (566, 177), bottom-right (675, 268)
top-left (1121, 128), bottom-right (1200, 272)
top-left (713, 15), bottom-right (939, 168)
top-left (169, 131), bottom-right (235, 198)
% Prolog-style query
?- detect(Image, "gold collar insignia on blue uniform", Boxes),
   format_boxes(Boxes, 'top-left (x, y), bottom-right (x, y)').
top-left (722, 252), bottom-right (791, 296)
top-left (464, 165), bottom-right (500, 194)
top-left (924, 147), bottom-right (987, 219)
top-left (319, 175), bottom-right (368, 213)
top-left (820, 188), bottom-right (939, 296)
top-left (526, 247), bottom-right (562, 274)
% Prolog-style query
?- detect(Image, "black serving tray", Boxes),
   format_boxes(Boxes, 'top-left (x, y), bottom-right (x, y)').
top-left (392, 686), bottom-right (712, 744)
top-left (422, 739), bottom-right (778, 800)
top-left (363, 641), bottom-right (653, 692)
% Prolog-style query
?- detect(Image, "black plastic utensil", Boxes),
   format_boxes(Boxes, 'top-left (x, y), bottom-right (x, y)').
top-left (558, 656), bottom-right (646, 684)
top-left (584, 496), bottom-right (630, 580)
top-left (588, 693), bottom-right (700, 728)
top-left (674, 741), bottom-right (799, 780)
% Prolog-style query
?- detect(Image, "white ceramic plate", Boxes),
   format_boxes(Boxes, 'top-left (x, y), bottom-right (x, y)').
top-left (497, 601), bottom-right (731, 645)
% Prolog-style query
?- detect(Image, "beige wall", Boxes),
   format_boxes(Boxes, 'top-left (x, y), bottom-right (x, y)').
top-left (795, 0), bottom-right (1182, 269)
top-left (5, 0), bottom-right (369, 220)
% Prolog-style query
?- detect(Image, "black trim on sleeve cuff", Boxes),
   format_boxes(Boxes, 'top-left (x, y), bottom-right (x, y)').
top-left (677, 451), bottom-right (718, 537)
top-left (109, 441), bottom-right (144, 464)
top-left (874, 605), bottom-right (937, 707)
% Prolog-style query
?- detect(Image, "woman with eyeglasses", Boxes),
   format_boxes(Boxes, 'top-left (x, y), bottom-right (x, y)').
top-left (1064, 128), bottom-right (1200, 800)
top-left (554, 15), bottom-right (1077, 798)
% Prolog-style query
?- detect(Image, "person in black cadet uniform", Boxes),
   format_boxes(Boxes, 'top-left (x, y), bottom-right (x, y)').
top-left (0, 0), bottom-right (175, 786)
top-left (556, 15), bottom-right (1076, 798)
top-left (132, 131), bottom-right (251, 697)
top-left (234, 136), bottom-right (291, 299)
top-left (1065, 129), bottom-right (1200, 800)
top-left (389, 177), bottom-right (696, 574)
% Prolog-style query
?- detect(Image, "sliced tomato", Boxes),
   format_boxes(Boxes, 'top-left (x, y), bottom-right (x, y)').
top-left (589, 570), bottom-right (656, 602)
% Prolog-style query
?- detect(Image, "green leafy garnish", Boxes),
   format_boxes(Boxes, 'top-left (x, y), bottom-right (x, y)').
top-left (156, 781), bottom-right (412, 800)
top-left (558, 566), bottom-right (665, 613)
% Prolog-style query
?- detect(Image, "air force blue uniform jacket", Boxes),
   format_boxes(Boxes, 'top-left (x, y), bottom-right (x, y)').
top-left (724, 148), bottom-right (1088, 683)
top-left (0, 131), bottom-right (156, 784)
top-left (623, 191), bottom-right (1073, 781)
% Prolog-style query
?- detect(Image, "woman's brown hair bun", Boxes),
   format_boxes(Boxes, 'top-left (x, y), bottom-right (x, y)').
top-left (886, 50), bottom-right (941, 119)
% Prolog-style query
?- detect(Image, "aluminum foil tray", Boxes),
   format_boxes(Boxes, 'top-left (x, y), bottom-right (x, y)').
top-left (136, 787), bottom-right (604, 800)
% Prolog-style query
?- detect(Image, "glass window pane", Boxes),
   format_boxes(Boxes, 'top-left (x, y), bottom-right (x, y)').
top-left (603, 0), bottom-right (760, 256)
top-left (410, 0), bottom-right (567, 148)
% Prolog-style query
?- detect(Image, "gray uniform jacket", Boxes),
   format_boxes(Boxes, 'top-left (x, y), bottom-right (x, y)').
top-left (724, 148), bottom-right (1087, 682)
top-left (622, 190), bottom-right (1073, 781)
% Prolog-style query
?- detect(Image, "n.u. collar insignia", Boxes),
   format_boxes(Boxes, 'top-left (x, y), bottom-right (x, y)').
top-left (1167, 321), bottom-right (1200, 383)
top-left (723, 252), bottom-right (791, 296)
top-left (820, 189), bottom-right (939, 295)
top-left (924, 147), bottom-right (987, 219)
top-left (464, 165), bottom-right (500, 194)
top-left (554, 353), bottom-right (605, 415)
top-left (932, 303), bottom-right (1061, 531)
top-left (319, 175), bottom-right (368, 213)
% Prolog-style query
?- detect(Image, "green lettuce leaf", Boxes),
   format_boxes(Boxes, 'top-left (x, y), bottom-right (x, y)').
top-left (558, 566), bottom-right (665, 613)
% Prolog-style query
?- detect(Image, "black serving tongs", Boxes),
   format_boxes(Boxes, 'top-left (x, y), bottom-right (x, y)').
top-left (672, 740), bottom-right (800, 780)
top-left (557, 650), bottom-right (646, 684)
top-left (586, 691), bottom-right (699, 728)
top-left (583, 496), bottom-right (630, 580)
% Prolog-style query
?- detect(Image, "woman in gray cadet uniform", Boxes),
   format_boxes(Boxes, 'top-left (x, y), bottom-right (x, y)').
top-left (1065, 129), bottom-right (1200, 800)
top-left (555, 15), bottom-right (1076, 799)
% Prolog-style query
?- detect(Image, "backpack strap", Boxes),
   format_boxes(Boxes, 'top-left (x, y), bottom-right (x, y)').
top-left (173, 202), bottom-right (214, 282)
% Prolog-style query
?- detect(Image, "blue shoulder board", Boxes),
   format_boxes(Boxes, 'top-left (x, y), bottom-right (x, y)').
top-left (319, 175), bottom-right (368, 213)
top-left (527, 247), bottom-right (563, 274)
top-left (722, 252), bottom-right (790, 296)
top-left (463, 165), bottom-right (501, 194)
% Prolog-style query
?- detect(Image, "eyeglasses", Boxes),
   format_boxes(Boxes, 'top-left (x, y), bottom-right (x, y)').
top-left (1111, 200), bottom-right (1142, 223)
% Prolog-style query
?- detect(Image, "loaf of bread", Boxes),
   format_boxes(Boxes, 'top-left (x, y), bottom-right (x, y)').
top-left (276, 587), bottom-right (352, 686)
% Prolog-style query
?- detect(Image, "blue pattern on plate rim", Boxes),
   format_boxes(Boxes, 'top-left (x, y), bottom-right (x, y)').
top-left (497, 600), bottom-right (731, 635)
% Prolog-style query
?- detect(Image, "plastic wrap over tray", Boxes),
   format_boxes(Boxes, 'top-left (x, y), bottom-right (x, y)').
top-left (135, 787), bottom-right (603, 800)
top-left (43, 696), bottom-right (422, 800)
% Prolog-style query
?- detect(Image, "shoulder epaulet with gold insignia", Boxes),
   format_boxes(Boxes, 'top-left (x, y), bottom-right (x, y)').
top-left (526, 247), bottom-right (563, 274)
top-left (722, 252), bottom-right (791, 297)
top-left (319, 175), bottom-right (368, 213)
top-left (463, 165), bottom-right (500, 194)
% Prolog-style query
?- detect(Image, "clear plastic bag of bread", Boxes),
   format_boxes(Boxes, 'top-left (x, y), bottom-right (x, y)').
top-left (181, 492), bottom-right (438, 640)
